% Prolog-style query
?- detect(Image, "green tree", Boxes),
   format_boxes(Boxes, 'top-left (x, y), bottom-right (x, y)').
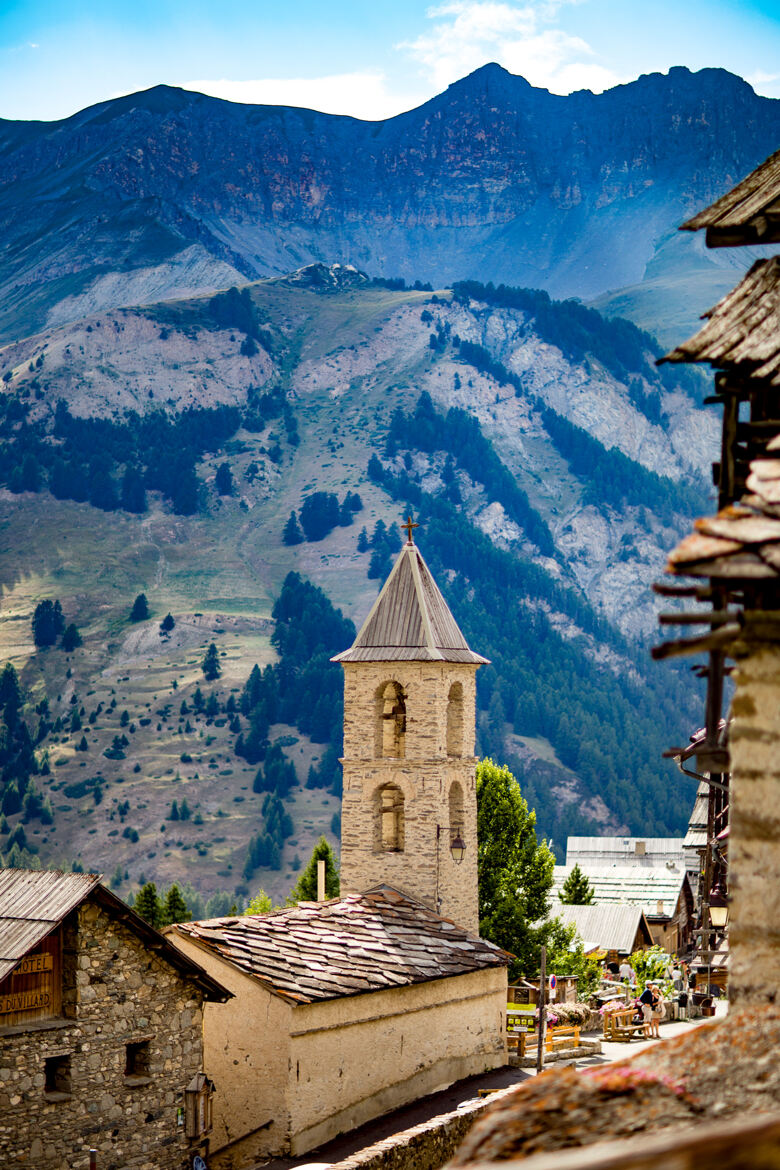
top-left (559, 863), bottom-right (595, 905)
top-left (202, 643), bottom-right (221, 681)
top-left (215, 462), bottom-right (234, 496)
top-left (61, 624), bottom-right (82, 652)
top-left (287, 836), bottom-right (340, 904)
top-left (244, 888), bottom-right (273, 915)
top-left (282, 510), bottom-right (304, 546)
top-left (159, 613), bottom-right (175, 633)
top-left (130, 593), bottom-right (150, 622)
top-left (476, 758), bottom-right (555, 978)
top-left (32, 600), bottom-right (65, 647)
top-left (162, 884), bottom-right (190, 925)
top-left (134, 882), bottom-right (163, 929)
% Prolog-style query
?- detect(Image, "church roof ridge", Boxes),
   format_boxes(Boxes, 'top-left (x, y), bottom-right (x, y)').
top-left (332, 538), bottom-right (489, 665)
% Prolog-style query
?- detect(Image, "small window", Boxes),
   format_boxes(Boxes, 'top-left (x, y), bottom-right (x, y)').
top-left (125, 1040), bottom-right (151, 1083)
top-left (45, 1054), bottom-right (71, 1098)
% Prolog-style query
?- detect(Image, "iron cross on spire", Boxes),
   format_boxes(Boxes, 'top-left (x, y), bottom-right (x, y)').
top-left (402, 515), bottom-right (419, 545)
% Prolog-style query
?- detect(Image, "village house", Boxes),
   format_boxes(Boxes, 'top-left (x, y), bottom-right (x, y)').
top-left (166, 529), bottom-right (509, 1167)
top-left (0, 867), bottom-right (230, 1170)
top-left (565, 837), bottom-right (688, 873)
top-left (555, 902), bottom-right (654, 958)
top-left (552, 865), bottom-right (694, 953)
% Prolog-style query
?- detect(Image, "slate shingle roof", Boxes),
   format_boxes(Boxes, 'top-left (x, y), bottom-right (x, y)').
top-left (662, 258), bottom-right (780, 387)
top-left (681, 146), bottom-right (780, 247)
top-left (332, 541), bottom-right (488, 665)
top-left (168, 884), bottom-right (507, 1005)
top-left (667, 438), bottom-right (780, 581)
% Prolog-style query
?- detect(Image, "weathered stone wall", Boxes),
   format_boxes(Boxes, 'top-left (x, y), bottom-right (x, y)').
top-left (0, 900), bottom-right (206, 1169)
top-left (341, 661), bottom-right (480, 934)
top-left (728, 637), bottom-right (780, 1005)
top-left (167, 931), bottom-right (293, 1169)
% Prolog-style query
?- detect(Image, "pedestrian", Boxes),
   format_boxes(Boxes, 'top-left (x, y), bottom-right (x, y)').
top-left (638, 983), bottom-right (654, 1037)
top-left (618, 958), bottom-right (635, 985)
top-left (677, 988), bottom-right (689, 1021)
top-left (649, 983), bottom-right (665, 1038)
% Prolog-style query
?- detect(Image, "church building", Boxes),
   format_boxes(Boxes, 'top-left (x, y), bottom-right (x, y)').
top-left (333, 524), bottom-right (488, 934)
top-left (166, 524), bottom-right (508, 1167)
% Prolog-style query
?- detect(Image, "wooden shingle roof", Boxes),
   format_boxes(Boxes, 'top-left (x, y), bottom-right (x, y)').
top-left (662, 257), bottom-right (780, 386)
top-left (667, 439), bottom-right (780, 581)
top-left (551, 866), bottom-right (691, 921)
top-left (332, 540), bottom-right (488, 665)
top-left (681, 146), bottom-right (780, 247)
top-left (168, 885), bottom-right (507, 1005)
top-left (0, 868), bottom-right (230, 999)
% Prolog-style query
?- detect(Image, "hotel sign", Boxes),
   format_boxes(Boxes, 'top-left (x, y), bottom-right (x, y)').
top-left (0, 952), bottom-right (55, 1015)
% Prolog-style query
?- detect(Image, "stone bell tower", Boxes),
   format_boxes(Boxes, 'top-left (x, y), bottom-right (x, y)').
top-left (332, 521), bottom-right (488, 935)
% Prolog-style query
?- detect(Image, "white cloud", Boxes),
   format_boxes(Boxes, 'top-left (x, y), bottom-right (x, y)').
top-left (399, 0), bottom-right (624, 95)
top-left (747, 69), bottom-right (780, 99)
top-left (181, 72), bottom-right (426, 121)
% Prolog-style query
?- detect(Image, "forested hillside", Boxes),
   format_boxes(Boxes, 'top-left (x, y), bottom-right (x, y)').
top-left (0, 269), bottom-right (707, 898)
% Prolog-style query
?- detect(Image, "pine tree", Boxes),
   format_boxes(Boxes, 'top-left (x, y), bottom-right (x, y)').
top-left (215, 463), bottom-right (234, 496)
top-left (61, 624), bottom-right (82, 652)
top-left (287, 836), bottom-right (340, 904)
top-left (357, 526), bottom-right (369, 553)
top-left (168, 800), bottom-right (180, 821)
top-left (282, 510), bottom-right (304, 545)
top-left (134, 882), bottom-right (163, 929)
top-left (162, 884), bottom-right (189, 925)
top-left (559, 863), bottom-right (595, 905)
top-left (32, 599), bottom-right (65, 647)
top-left (202, 643), bottom-right (221, 681)
top-left (130, 593), bottom-right (150, 622)
top-left (159, 613), bottom-right (175, 633)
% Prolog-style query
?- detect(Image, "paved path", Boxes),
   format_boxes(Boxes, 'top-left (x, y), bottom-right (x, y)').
top-left (253, 1005), bottom-right (727, 1169)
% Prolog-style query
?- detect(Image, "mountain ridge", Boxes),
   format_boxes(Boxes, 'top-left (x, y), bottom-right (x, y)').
top-left (1, 64), bottom-right (778, 342)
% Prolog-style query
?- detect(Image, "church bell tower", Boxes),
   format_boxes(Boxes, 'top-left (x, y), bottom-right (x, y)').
top-left (332, 521), bottom-right (488, 934)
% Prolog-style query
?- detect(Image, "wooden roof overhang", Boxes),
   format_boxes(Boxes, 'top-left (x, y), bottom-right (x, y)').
top-left (681, 146), bottom-right (780, 248)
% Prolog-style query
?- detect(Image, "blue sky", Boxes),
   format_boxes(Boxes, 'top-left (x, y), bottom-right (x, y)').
top-left (1, 0), bottom-right (779, 122)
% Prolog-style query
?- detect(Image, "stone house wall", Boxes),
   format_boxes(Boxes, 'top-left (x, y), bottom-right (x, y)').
top-left (169, 934), bottom-right (507, 1169)
top-left (0, 899), bottom-right (207, 1170)
top-left (340, 661), bottom-right (480, 934)
top-left (727, 636), bottom-right (780, 1005)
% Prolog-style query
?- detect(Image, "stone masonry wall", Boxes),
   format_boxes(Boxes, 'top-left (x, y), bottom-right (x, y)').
top-left (728, 636), bottom-right (780, 1006)
top-left (341, 661), bottom-right (479, 934)
top-left (0, 899), bottom-right (206, 1170)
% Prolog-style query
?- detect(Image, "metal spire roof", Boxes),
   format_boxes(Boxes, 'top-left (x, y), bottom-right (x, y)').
top-left (332, 536), bottom-right (488, 665)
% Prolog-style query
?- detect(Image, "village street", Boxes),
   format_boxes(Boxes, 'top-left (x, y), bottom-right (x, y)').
top-left (255, 1003), bottom-right (728, 1170)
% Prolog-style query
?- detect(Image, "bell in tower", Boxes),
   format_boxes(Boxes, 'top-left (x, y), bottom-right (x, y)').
top-left (331, 518), bottom-right (488, 934)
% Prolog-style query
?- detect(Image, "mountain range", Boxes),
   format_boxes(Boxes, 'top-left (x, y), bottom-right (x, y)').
top-left (1, 64), bottom-right (779, 344)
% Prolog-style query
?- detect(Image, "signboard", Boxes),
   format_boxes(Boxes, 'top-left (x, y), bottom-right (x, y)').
top-left (549, 973), bottom-right (557, 1000)
top-left (0, 988), bottom-right (52, 1014)
top-left (0, 949), bottom-right (56, 1017)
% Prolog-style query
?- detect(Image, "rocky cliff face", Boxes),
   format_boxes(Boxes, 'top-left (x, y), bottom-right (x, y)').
top-left (1, 65), bottom-right (778, 339)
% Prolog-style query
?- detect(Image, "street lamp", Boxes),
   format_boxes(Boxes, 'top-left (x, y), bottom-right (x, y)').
top-left (708, 882), bottom-right (728, 929)
top-left (437, 824), bottom-right (466, 865)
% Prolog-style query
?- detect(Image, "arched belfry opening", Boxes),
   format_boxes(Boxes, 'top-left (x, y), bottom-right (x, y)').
top-left (446, 682), bottom-right (464, 758)
top-left (449, 780), bottom-right (464, 843)
top-left (374, 783), bottom-right (405, 852)
top-left (376, 681), bottom-right (406, 759)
